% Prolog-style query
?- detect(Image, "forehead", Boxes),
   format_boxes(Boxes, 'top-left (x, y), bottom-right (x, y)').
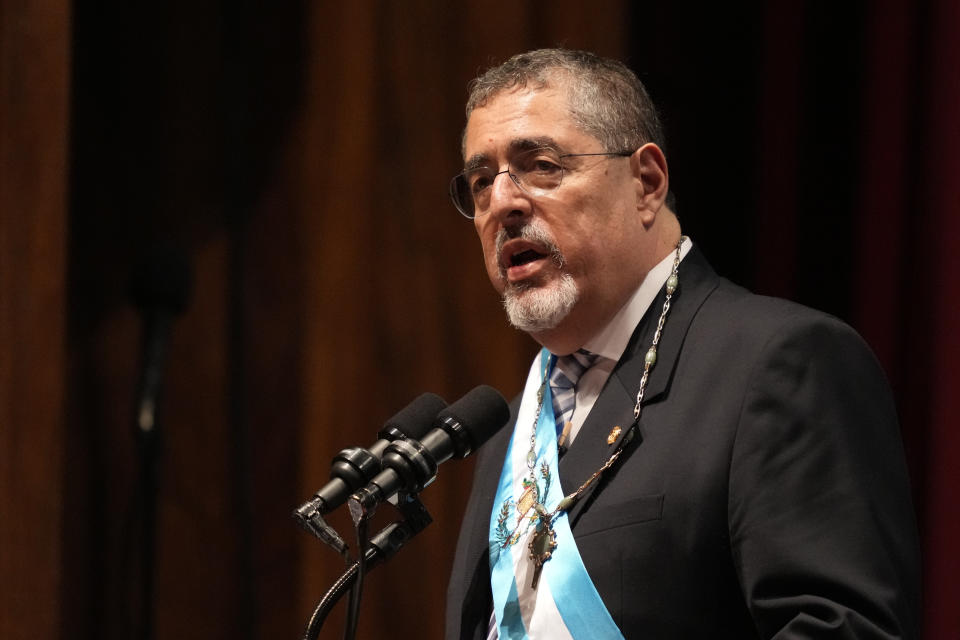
top-left (462, 86), bottom-right (598, 164)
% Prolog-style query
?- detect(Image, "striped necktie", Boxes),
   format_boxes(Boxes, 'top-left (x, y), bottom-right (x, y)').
top-left (549, 349), bottom-right (600, 439)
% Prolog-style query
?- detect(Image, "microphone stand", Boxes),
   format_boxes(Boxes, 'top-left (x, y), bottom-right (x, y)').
top-left (302, 494), bottom-right (432, 640)
top-left (135, 422), bottom-right (160, 640)
top-left (132, 311), bottom-right (173, 640)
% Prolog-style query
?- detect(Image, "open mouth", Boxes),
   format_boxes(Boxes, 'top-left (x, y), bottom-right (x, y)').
top-left (500, 244), bottom-right (553, 283)
top-left (496, 230), bottom-right (560, 283)
top-left (510, 249), bottom-right (548, 267)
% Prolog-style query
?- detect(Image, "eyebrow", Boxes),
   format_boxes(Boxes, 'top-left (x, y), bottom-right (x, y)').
top-left (510, 136), bottom-right (559, 153)
top-left (463, 136), bottom-right (562, 171)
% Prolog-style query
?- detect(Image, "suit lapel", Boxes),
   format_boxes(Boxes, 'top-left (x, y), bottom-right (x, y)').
top-left (614, 244), bottom-right (719, 406)
top-left (559, 245), bottom-right (720, 526)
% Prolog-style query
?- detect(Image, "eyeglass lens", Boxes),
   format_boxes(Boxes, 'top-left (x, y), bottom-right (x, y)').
top-left (450, 147), bottom-right (565, 218)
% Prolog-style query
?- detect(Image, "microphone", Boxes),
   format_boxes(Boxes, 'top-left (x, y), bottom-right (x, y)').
top-left (293, 393), bottom-right (447, 551)
top-left (347, 385), bottom-right (509, 521)
top-left (295, 392), bottom-right (448, 516)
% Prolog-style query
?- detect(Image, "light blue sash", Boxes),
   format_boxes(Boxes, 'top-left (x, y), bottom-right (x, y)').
top-left (488, 348), bottom-right (623, 639)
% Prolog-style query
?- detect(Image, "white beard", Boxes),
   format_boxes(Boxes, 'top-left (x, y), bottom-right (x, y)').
top-left (503, 272), bottom-right (579, 333)
top-left (495, 218), bottom-right (579, 333)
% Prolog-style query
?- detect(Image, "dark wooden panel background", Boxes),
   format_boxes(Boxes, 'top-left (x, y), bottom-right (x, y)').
top-left (3, 2), bottom-right (630, 639)
top-left (1, 0), bottom-right (70, 638)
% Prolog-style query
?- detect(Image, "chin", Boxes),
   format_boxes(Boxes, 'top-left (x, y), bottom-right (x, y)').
top-left (503, 273), bottom-right (579, 333)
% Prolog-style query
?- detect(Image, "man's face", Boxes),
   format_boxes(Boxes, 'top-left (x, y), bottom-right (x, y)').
top-left (463, 84), bottom-right (649, 348)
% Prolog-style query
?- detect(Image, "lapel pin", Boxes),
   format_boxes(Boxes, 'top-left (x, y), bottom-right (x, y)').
top-left (607, 426), bottom-right (622, 445)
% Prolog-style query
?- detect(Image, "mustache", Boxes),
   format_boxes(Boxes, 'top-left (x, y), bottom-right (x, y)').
top-left (494, 221), bottom-right (565, 280)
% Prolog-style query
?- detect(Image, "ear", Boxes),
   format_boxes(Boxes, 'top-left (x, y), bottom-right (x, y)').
top-left (630, 143), bottom-right (669, 224)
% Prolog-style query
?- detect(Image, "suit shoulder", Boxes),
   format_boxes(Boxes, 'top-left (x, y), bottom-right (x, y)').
top-left (702, 277), bottom-right (869, 349)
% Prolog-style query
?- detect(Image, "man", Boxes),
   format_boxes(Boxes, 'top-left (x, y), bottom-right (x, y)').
top-left (445, 49), bottom-right (920, 639)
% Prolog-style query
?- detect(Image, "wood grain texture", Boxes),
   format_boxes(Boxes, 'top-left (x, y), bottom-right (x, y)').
top-left (0, 0), bottom-right (70, 637)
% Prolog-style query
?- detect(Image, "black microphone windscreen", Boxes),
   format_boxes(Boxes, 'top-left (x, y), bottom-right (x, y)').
top-left (379, 392), bottom-right (448, 441)
top-left (130, 246), bottom-right (193, 315)
top-left (438, 385), bottom-right (509, 455)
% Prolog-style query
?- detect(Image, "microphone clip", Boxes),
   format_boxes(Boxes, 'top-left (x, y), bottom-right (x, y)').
top-left (294, 499), bottom-right (349, 557)
top-left (347, 438), bottom-right (440, 524)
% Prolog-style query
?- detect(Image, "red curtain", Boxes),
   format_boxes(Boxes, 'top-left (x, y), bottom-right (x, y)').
top-left (756, 1), bottom-right (960, 636)
top-left (854, 0), bottom-right (960, 635)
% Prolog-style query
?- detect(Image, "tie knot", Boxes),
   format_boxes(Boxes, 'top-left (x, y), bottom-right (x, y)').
top-left (549, 349), bottom-right (600, 393)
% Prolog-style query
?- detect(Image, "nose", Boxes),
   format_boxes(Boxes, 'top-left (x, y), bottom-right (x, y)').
top-left (486, 168), bottom-right (531, 224)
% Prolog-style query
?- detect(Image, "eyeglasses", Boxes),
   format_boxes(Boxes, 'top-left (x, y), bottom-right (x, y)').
top-left (449, 147), bottom-right (634, 219)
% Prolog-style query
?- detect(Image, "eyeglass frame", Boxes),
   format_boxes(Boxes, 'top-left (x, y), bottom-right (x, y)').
top-left (449, 147), bottom-right (635, 219)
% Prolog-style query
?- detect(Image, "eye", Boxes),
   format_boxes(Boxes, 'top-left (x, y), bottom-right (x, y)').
top-left (466, 169), bottom-right (494, 194)
top-left (516, 149), bottom-right (562, 175)
top-left (532, 158), bottom-right (561, 173)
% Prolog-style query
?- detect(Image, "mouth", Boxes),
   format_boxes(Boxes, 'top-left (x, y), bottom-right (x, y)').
top-left (499, 240), bottom-right (554, 283)
top-left (509, 248), bottom-right (548, 267)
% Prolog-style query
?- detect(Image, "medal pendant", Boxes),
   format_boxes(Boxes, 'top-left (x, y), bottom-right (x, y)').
top-left (528, 519), bottom-right (557, 589)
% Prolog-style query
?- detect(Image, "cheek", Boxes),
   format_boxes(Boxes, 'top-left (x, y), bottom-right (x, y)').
top-left (475, 217), bottom-right (496, 249)
top-left (555, 218), bottom-right (615, 281)
top-left (475, 225), bottom-right (502, 276)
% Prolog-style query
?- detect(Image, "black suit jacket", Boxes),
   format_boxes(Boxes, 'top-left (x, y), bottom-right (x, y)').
top-left (446, 247), bottom-right (920, 639)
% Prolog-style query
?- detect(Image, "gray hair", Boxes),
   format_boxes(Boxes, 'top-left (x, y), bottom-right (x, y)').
top-left (465, 48), bottom-right (666, 155)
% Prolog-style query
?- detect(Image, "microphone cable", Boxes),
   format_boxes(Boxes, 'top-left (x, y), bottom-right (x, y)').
top-left (342, 515), bottom-right (369, 640)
